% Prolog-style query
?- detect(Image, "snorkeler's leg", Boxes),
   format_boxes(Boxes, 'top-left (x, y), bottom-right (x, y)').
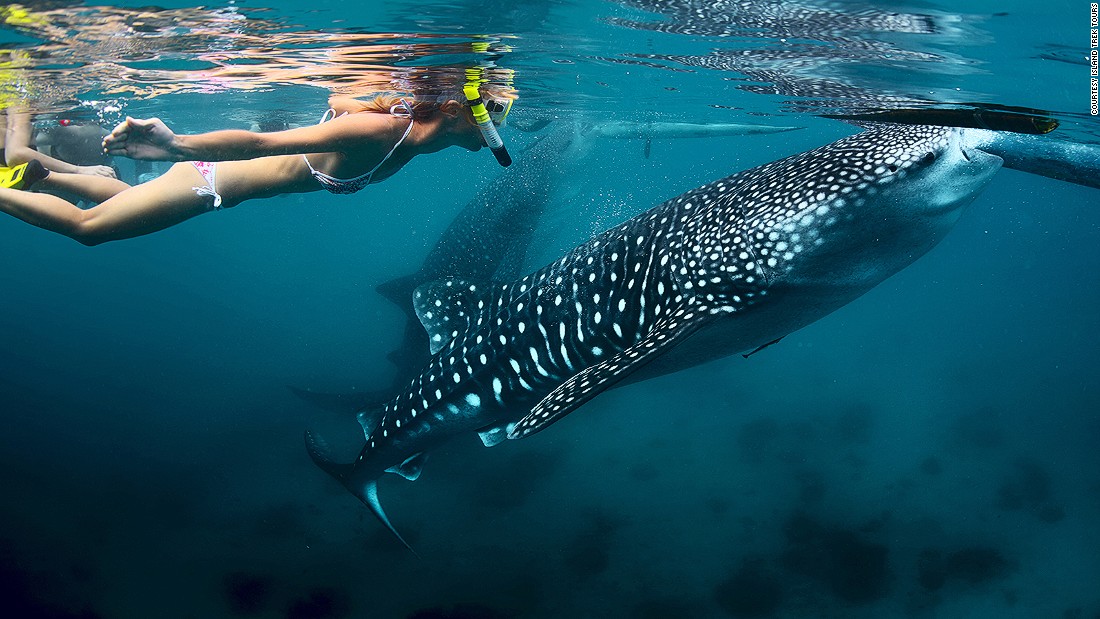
top-left (0, 164), bottom-right (213, 245)
top-left (37, 169), bottom-right (131, 203)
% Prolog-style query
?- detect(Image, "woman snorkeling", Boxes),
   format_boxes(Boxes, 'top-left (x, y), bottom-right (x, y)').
top-left (0, 86), bottom-right (514, 245)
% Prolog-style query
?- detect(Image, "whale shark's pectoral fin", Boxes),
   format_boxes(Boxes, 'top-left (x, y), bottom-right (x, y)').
top-left (477, 422), bottom-right (517, 447)
top-left (509, 313), bottom-right (711, 439)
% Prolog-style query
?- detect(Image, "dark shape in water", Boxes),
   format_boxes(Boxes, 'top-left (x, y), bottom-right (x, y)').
top-left (407, 603), bottom-right (513, 619)
top-left (794, 469), bottom-right (826, 505)
top-left (285, 587), bottom-right (351, 619)
top-left (631, 597), bottom-right (704, 619)
top-left (714, 559), bottom-right (784, 618)
top-left (916, 545), bottom-right (1014, 590)
top-left (949, 409), bottom-right (1005, 450)
top-left (920, 456), bottom-right (942, 476)
top-left (0, 539), bottom-right (104, 619)
top-left (996, 457), bottom-right (1052, 511)
top-left (1037, 504), bottom-right (1066, 523)
top-left (736, 418), bottom-right (783, 462)
top-left (254, 501), bottom-right (311, 540)
top-left (629, 461), bottom-right (661, 481)
top-left (223, 571), bottom-right (273, 616)
top-left (945, 547), bottom-right (1012, 586)
top-left (782, 512), bottom-right (890, 604)
top-left (917, 549), bottom-right (947, 591)
top-left (469, 448), bottom-right (564, 513)
top-left (565, 510), bottom-right (625, 579)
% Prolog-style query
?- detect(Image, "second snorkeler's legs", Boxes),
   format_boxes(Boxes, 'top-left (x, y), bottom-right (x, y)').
top-left (37, 170), bottom-right (131, 203)
top-left (0, 163), bottom-right (217, 245)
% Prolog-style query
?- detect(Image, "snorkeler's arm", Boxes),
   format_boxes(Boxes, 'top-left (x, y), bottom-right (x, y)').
top-left (104, 115), bottom-right (386, 161)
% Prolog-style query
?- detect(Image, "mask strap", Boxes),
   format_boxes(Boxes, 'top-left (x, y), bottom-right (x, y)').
top-left (389, 98), bottom-right (414, 118)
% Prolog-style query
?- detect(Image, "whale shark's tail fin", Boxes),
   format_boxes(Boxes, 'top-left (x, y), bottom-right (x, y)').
top-left (304, 430), bottom-right (416, 554)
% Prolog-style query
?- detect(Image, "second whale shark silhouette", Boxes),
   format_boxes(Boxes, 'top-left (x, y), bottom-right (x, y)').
top-left (306, 123), bottom-right (1019, 549)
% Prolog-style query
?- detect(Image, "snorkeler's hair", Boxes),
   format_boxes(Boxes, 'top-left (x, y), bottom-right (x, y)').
top-left (331, 86), bottom-right (516, 121)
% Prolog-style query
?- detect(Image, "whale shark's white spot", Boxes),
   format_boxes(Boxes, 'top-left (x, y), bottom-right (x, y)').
top-left (466, 393), bottom-right (481, 407)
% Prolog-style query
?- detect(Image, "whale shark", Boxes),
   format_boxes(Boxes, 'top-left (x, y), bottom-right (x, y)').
top-left (305, 123), bottom-right (1009, 548)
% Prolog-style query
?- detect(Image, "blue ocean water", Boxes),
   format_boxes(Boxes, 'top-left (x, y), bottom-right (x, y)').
top-left (1, 1), bottom-right (1098, 618)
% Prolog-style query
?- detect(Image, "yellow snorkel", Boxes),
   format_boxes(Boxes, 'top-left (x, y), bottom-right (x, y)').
top-left (463, 68), bottom-right (512, 167)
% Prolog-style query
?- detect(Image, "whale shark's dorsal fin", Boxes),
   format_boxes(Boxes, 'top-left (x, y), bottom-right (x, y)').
top-left (356, 404), bottom-right (387, 439)
top-left (509, 311), bottom-right (713, 439)
top-left (413, 279), bottom-right (487, 354)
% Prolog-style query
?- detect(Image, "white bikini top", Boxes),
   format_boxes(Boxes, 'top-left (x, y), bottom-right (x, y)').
top-left (302, 101), bottom-right (414, 194)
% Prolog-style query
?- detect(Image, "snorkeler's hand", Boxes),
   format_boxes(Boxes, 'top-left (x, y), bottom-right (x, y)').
top-left (103, 117), bottom-right (179, 161)
top-left (74, 164), bottom-right (117, 179)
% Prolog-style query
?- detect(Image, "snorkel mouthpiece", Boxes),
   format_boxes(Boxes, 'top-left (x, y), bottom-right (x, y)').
top-left (463, 83), bottom-right (512, 167)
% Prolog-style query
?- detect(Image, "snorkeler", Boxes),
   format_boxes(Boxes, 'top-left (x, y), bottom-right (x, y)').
top-left (1, 111), bottom-right (123, 196)
top-left (0, 86), bottom-right (514, 245)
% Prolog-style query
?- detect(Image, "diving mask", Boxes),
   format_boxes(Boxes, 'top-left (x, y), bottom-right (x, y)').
top-left (484, 97), bottom-right (513, 127)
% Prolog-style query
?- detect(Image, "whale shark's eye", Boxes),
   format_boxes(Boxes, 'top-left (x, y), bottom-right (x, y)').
top-left (887, 163), bottom-right (898, 173)
top-left (921, 152), bottom-right (936, 164)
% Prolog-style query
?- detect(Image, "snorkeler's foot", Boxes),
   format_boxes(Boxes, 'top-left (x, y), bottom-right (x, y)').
top-left (21, 160), bottom-right (50, 189)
